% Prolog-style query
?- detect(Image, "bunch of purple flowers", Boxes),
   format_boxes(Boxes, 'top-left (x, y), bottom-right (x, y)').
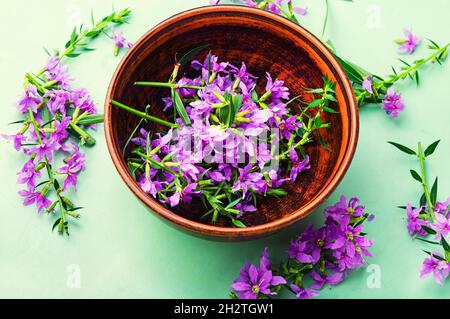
top-left (111, 51), bottom-right (337, 227)
top-left (3, 8), bottom-right (131, 235)
top-left (391, 140), bottom-right (450, 285)
top-left (231, 196), bottom-right (374, 299)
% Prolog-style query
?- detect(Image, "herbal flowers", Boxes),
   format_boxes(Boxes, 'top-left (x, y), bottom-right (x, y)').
top-left (231, 196), bottom-right (374, 299)
top-left (111, 51), bottom-right (337, 227)
top-left (3, 8), bottom-right (131, 235)
top-left (390, 140), bottom-right (450, 285)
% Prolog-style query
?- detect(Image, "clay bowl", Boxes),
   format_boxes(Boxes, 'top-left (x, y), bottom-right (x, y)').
top-left (104, 5), bottom-right (358, 241)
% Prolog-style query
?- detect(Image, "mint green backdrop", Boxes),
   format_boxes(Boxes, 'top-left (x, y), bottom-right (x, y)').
top-left (0, 0), bottom-right (449, 298)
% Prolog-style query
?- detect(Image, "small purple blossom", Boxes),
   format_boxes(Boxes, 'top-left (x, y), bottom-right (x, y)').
top-left (310, 271), bottom-right (343, 290)
top-left (290, 284), bottom-right (320, 299)
top-left (58, 143), bottom-right (86, 190)
top-left (362, 76), bottom-right (374, 94)
top-left (289, 149), bottom-right (310, 181)
top-left (2, 133), bottom-right (26, 151)
top-left (420, 255), bottom-right (449, 285)
top-left (406, 203), bottom-right (428, 236)
top-left (19, 189), bottom-right (51, 213)
top-left (17, 160), bottom-right (41, 189)
top-left (231, 248), bottom-right (286, 299)
top-left (29, 137), bottom-right (60, 162)
top-left (398, 30), bottom-right (421, 54)
top-left (382, 87), bottom-right (405, 118)
top-left (18, 85), bottom-right (42, 113)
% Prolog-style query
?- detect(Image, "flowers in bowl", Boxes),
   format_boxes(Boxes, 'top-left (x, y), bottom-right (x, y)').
top-left (111, 49), bottom-right (338, 227)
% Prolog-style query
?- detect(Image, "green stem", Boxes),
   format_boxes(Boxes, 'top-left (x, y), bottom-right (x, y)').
top-left (110, 100), bottom-right (178, 128)
top-left (28, 108), bottom-right (68, 232)
top-left (417, 142), bottom-right (434, 219)
top-left (135, 151), bottom-right (179, 177)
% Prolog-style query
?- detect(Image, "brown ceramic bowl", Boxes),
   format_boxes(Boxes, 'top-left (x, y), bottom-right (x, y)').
top-left (104, 5), bottom-right (358, 241)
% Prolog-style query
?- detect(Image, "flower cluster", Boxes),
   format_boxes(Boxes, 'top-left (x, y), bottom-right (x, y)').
top-left (391, 140), bottom-right (450, 285)
top-left (230, 196), bottom-right (374, 299)
top-left (3, 8), bottom-right (131, 235)
top-left (112, 51), bottom-right (337, 227)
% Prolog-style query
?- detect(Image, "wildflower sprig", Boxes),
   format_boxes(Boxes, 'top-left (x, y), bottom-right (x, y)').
top-left (390, 140), bottom-right (450, 285)
top-left (350, 42), bottom-right (450, 107)
top-left (112, 51), bottom-right (338, 227)
top-left (3, 8), bottom-right (132, 236)
top-left (230, 196), bottom-right (374, 299)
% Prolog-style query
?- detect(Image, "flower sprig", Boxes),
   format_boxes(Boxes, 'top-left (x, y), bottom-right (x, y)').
top-left (3, 8), bottom-right (132, 236)
top-left (390, 140), bottom-right (450, 285)
top-left (230, 196), bottom-right (374, 299)
top-left (350, 41), bottom-right (449, 112)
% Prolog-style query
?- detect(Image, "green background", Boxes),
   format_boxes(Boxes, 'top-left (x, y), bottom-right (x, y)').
top-left (1, 0), bottom-right (449, 298)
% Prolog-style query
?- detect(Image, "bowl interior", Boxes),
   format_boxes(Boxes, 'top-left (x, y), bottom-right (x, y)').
top-left (106, 7), bottom-right (356, 232)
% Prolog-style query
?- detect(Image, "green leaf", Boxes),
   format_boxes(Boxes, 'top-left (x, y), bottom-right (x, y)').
top-left (416, 237), bottom-right (440, 245)
top-left (420, 193), bottom-right (427, 207)
top-left (335, 55), bottom-right (366, 85)
top-left (178, 44), bottom-right (209, 67)
top-left (232, 218), bottom-right (246, 228)
top-left (388, 141), bottom-right (416, 155)
top-left (424, 140), bottom-right (440, 157)
top-left (410, 170), bottom-right (422, 183)
top-left (422, 225), bottom-right (437, 235)
top-left (430, 177), bottom-right (438, 205)
top-left (52, 218), bottom-right (62, 232)
top-left (171, 89), bottom-right (191, 125)
top-left (442, 236), bottom-right (450, 253)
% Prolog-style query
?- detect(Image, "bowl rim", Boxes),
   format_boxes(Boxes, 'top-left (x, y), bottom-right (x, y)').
top-left (104, 5), bottom-right (359, 238)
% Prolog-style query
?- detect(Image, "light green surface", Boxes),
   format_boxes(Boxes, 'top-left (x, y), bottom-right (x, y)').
top-left (0, 0), bottom-right (449, 299)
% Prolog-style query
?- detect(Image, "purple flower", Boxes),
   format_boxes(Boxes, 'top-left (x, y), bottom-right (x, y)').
top-left (382, 87), bottom-right (405, 118)
top-left (17, 160), bottom-right (41, 189)
top-left (289, 149), bottom-right (310, 181)
top-left (44, 89), bottom-right (71, 115)
top-left (46, 56), bottom-right (60, 73)
top-left (265, 73), bottom-right (290, 101)
top-left (18, 85), bottom-right (42, 113)
top-left (325, 196), bottom-right (365, 227)
top-left (112, 30), bottom-right (133, 49)
top-left (18, 189), bottom-right (51, 213)
top-left (29, 137), bottom-right (60, 162)
top-left (231, 248), bottom-right (286, 299)
top-left (420, 255), bottom-right (449, 285)
top-left (362, 76), bottom-right (374, 94)
top-left (310, 271), bottom-right (343, 290)
top-left (71, 87), bottom-right (97, 114)
top-left (2, 133), bottom-right (26, 151)
top-left (138, 175), bottom-right (162, 197)
top-left (290, 284), bottom-right (320, 299)
top-left (289, 239), bottom-right (320, 264)
top-left (232, 164), bottom-right (265, 197)
top-left (167, 183), bottom-right (201, 207)
top-left (58, 144), bottom-right (86, 190)
top-left (432, 213), bottom-right (450, 239)
top-left (46, 63), bottom-right (73, 89)
top-left (52, 117), bottom-right (71, 143)
top-left (286, 0), bottom-right (308, 15)
top-left (435, 198), bottom-right (450, 214)
top-left (406, 203), bottom-right (428, 236)
top-left (398, 30), bottom-right (421, 54)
